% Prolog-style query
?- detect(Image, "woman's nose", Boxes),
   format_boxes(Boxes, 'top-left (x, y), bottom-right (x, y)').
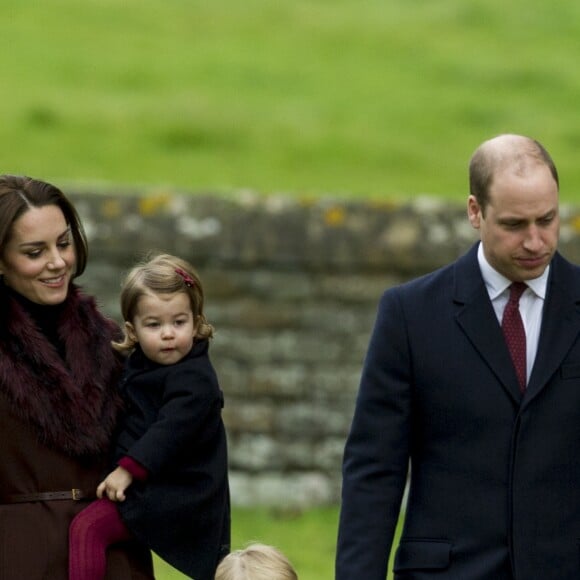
top-left (47, 249), bottom-right (66, 269)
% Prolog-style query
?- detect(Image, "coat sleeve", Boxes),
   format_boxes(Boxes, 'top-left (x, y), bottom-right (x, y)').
top-left (336, 287), bottom-right (412, 579)
top-left (124, 362), bottom-right (222, 476)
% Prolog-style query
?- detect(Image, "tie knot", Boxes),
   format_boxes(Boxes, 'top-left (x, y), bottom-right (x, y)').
top-left (508, 282), bottom-right (527, 304)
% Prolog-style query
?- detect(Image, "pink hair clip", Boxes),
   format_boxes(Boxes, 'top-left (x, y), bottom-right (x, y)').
top-left (175, 267), bottom-right (195, 288)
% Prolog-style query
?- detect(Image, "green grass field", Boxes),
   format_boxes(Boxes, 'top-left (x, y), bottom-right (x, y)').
top-left (153, 507), bottom-right (339, 580)
top-left (2, 0), bottom-right (580, 201)
top-left (153, 506), bottom-right (403, 580)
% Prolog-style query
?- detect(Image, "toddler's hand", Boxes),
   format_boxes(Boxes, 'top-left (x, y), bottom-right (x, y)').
top-left (96, 466), bottom-right (133, 502)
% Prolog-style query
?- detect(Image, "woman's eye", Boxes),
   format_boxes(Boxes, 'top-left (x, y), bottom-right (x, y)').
top-left (26, 250), bottom-right (42, 259)
top-left (58, 240), bottom-right (72, 249)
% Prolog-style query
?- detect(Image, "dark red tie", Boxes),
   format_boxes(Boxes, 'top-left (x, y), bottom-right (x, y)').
top-left (502, 282), bottom-right (527, 392)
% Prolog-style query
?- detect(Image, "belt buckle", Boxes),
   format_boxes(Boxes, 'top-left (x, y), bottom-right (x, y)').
top-left (71, 488), bottom-right (81, 501)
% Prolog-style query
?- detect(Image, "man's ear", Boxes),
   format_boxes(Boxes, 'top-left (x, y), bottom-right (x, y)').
top-left (467, 195), bottom-right (482, 229)
top-left (125, 321), bottom-right (138, 343)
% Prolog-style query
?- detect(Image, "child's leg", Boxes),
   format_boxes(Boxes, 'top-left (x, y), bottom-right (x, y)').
top-left (69, 497), bottom-right (132, 580)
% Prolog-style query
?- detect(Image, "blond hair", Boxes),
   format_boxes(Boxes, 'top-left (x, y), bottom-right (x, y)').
top-left (112, 253), bottom-right (214, 353)
top-left (215, 544), bottom-right (298, 580)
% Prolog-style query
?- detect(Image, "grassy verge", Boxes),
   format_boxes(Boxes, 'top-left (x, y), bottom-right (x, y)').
top-left (3, 1), bottom-right (580, 201)
top-left (153, 506), bottom-right (404, 579)
top-left (153, 506), bottom-right (338, 580)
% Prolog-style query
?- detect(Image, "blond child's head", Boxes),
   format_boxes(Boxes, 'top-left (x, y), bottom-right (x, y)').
top-left (215, 543), bottom-right (298, 580)
top-left (112, 253), bottom-right (213, 355)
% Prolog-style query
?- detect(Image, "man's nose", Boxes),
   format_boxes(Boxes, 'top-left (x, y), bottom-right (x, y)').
top-left (523, 225), bottom-right (543, 251)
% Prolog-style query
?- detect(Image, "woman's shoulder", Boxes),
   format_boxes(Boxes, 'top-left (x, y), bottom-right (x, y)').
top-left (68, 285), bottom-right (122, 337)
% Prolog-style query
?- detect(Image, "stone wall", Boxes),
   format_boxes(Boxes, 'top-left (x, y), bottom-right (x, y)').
top-left (71, 190), bottom-right (580, 508)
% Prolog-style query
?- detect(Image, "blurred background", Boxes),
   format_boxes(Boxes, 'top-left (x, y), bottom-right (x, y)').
top-left (3, 1), bottom-right (580, 578)
top-left (2, 0), bottom-right (580, 202)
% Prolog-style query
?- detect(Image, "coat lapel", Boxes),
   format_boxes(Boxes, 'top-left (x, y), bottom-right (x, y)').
top-left (453, 245), bottom-right (523, 404)
top-left (524, 253), bottom-right (580, 403)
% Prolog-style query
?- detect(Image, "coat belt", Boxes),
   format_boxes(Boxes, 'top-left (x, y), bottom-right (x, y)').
top-left (1, 489), bottom-right (94, 504)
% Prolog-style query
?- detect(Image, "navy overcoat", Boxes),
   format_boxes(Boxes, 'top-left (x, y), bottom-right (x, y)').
top-left (337, 244), bottom-right (580, 579)
top-left (115, 339), bottom-right (230, 580)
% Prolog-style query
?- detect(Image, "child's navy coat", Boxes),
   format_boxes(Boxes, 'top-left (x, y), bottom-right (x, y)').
top-left (114, 339), bottom-right (230, 580)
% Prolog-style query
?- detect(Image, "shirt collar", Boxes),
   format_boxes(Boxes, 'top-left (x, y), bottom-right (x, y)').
top-left (477, 242), bottom-right (549, 300)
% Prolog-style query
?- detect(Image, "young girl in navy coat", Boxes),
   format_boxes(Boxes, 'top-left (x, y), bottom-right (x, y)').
top-left (69, 253), bottom-right (230, 580)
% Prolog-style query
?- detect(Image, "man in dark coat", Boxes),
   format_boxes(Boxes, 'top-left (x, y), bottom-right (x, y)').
top-left (336, 134), bottom-right (580, 579)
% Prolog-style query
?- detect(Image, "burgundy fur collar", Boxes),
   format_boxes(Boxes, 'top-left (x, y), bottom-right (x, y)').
top-left (0, 284), bottom-right (123, 456)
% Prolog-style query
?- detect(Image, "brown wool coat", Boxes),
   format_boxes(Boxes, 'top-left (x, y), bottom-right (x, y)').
top-left (0, 285), bottom-right (154, 579)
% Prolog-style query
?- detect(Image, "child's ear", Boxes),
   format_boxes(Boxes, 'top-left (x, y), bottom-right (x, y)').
top-left (125, 321), bottom-right (138, 343)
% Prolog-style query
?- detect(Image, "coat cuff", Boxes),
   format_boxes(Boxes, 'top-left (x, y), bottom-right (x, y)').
top-left (118, 456), bottom-right (149, 481)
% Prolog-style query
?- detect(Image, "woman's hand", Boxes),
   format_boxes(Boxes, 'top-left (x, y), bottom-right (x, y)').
top-left (96, 466), bottom-right (133, 502)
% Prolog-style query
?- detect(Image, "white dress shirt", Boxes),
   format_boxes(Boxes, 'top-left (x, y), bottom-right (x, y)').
top-left (477, 243), bottom-right (548, 383)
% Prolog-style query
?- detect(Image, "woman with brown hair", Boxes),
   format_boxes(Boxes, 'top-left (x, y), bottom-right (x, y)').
top-left (0, 175), bottom-right (154, 579)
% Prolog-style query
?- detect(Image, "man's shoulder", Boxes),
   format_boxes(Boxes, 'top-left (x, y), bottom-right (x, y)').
top-left (378, 246), bottom-right (480, 312)
top-left (389, 253), bottom-right (470, 296)
top-left (552, 251), bottom-right (580, 273)
top-left (551, 252), bottom-right (580, 288)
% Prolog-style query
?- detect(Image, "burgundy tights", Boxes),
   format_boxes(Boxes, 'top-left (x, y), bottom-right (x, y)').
top-left (69, 498), bottom-right (132, 580)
